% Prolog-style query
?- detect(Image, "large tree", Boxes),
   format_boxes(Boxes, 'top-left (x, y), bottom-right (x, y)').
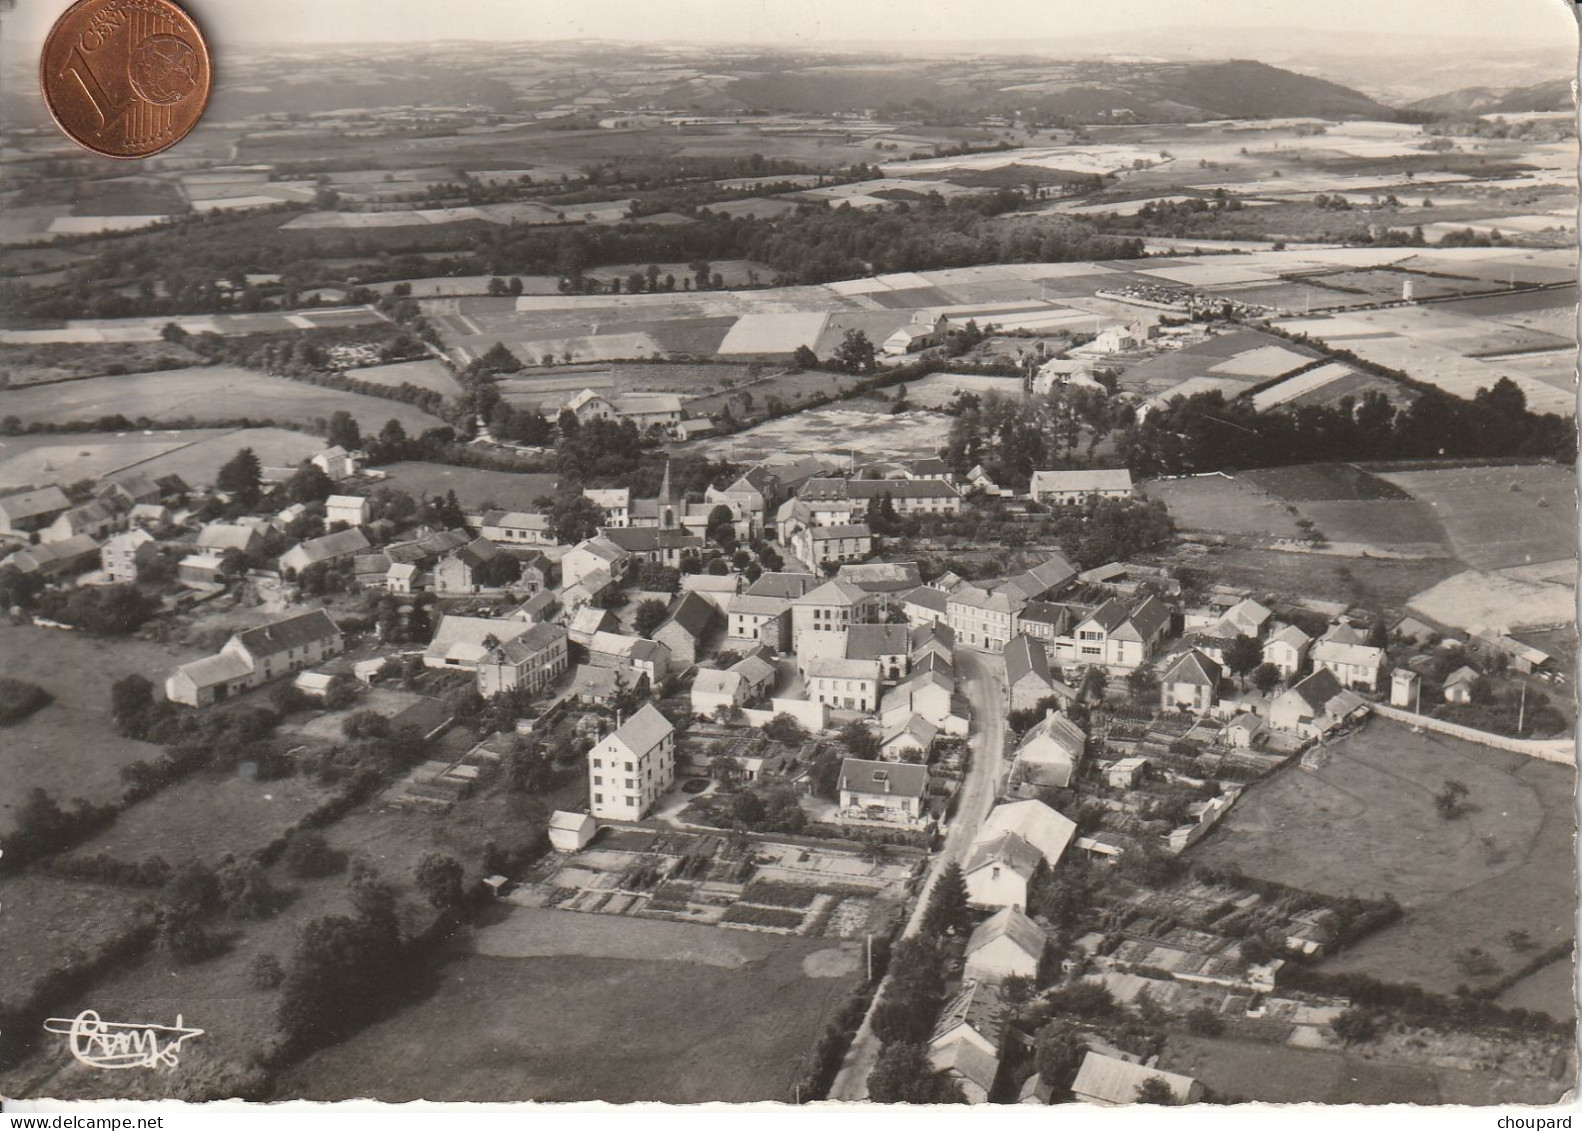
top-left (868, 1042), bottom-right (966, 1104)
top-left (633, 598), bottom-right (669, 639)
top-left (1034, 1019), bottom-right (1087, 1089)
top-left (921, 862), bottom-right (971, 938)
top-left (216, 447), bottom-right (262, 509)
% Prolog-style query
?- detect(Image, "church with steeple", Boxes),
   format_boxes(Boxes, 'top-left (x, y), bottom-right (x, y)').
top-left (630, 459), bottom-right (682, 529)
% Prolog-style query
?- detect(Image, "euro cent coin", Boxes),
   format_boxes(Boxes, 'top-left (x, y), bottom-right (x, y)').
top-left (40, 0), bottom-right (212, 159)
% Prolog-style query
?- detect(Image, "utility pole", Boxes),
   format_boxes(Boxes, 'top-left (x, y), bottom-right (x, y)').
top-left (1518, 680), bottom-right (1527, 734)
top-left (866, 933), bottom-right (873, 981)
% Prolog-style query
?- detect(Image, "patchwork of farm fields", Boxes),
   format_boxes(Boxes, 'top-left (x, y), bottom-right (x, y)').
top-left (1193, 721), bottom-right (1576, 1006)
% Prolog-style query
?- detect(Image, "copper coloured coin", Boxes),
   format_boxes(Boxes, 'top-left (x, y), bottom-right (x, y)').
top-left (40, 0), bottom-right (212, 159)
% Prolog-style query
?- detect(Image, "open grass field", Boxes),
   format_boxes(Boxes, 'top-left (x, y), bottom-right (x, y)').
top-left (350, 359), bottom-right (463, 398)
top-left (1193, 720), bottom-right (1575, 1002)
top-left (1241, 462), bottom-right (1411, 502)
top-left (1161, 1032), bottom-right (1567, 1106)
top-left (691, 405), bottom-right (951, 462)
top-left (375, 461), bottom-right (559, 510)
top-left (1405, 569), bottom-right (1575, 635)
top-left (1180, 546), bottom-right (1464, 608)
top-left (1144, 475), bottom-right (1308, 539)
top-left (897, 372), bottom-right (1026, 408)
top-left (281, 907), bottom-right (862, 1102)
top-left (0, 624), bottom-right (203, 835)
top-left (0, 430), bottom-right (226, 490)
top-left (0, 368), bottom-right (447, 435)
top-left (1291, 500), bottom-right (1450, 556)
top-left (129, 428), bottom-right (329, 488)
top-left (0, 874), bottom-right (151, 1014)
top-left (61, 769), bottom-right (343, 871)
top-left (1162, 1033), bottom-right (1440, 1104)
top-left (0, 340), bottom-right (207, 387)
top-left (1374, 463), bottom-right (1577, 572)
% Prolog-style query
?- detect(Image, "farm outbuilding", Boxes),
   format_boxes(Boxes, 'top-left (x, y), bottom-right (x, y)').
top-left (549, 810), bottom-right (598, 853)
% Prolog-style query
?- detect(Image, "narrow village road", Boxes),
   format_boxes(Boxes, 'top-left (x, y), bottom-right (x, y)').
top-left (827, 647), bottom-right (1008, 1102)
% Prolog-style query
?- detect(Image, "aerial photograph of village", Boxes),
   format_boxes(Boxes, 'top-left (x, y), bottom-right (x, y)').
top-left (0, 0), bottom-right (1576, 1112)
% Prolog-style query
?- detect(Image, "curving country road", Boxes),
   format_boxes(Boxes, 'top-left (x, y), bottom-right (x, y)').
top-left (827, 646), bottom-right (1008, 1102)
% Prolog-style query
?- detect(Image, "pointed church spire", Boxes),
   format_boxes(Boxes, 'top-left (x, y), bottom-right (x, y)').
top-left (658, 458), bottom-right (676, 529)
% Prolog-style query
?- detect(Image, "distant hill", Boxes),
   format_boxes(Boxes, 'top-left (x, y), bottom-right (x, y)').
top-left (699, 58), bottom-right (1393, 122)
top-left (1408, 78), bottom-right (1574, 116)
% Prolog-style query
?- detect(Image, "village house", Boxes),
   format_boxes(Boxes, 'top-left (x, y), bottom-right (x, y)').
top-left (726, 592), bottom-right (793, 652)
top-left (280, 527), bottom-right (371, 574)
top-left (478, 510), bottom-right (556, 546)
top-left (0, 486), bottom-right (71, 535)
top-left (1262, 623), bottom-right (1312, 680)
top-left (423, 615), bottom-right (534, 670)
top-left (567, 606), bottom-right (618, 647)
top-left (790, 578), bottom-right (873, 651)
top-left (588, 702), bottom-right (676, 820)
top-left (793, 522), bottom-right (873, 569)
top-left (880, 669), bottom-right (959, 732)
top-left (325, 494), bottom-right (371, 528)
top-left (196, 521), bottom-right (265, 557)
top-left (4, 535), bottom-right (100, 579)
top-left (837, 758), bottom-right (930, 827)
top-left (475, 622), bottom-right (569, 698)
top-left (806, 657), bottom-right (882, 713)
top-left (1159, 650), bottom-right (1222, 713)
top-left (1005, 633), bottom-right (1057, 711)
top-left (101, 528), bottom-right (158, 583)
top-left (691, 668), bottom-right (746, 717)
top-left (1071, 1052), bottom-right (1203, 1107)
top-left (1064, 595), bottom-right (1171, 669)
top-left (838, 561), bottom-right (924, 602)
top-left (965, 906), bottom-right (1046, 983)
top-left (1032, 357), bottom-right (1097, 396)
top-left (503, 592), bottom-right (555, 627)
top-left (311, 445), bottom-right (362, 479)
top-left (564, 388), bottom-right (684, 433)
top-left (166, 609), bottom-right (344, 707)
top-left (928, 981), bottom-right (1005, 1104)
top-left (42, 498), bottom-right (122, 544)
top-left (652, 590), bottom-right (718, 667)
top-left (947, 584), bottom-right (1024, 653)
top-left (846, 623), bottom-right (912, 683)
top-left (1268, 667), bottom-right (1369, 739)
top-left (964, 831), bottom-right (1043, 910)
top-left (804, 476), bottom-right (963, 517)
top-left (999, 554), bottom-right (1080, 604)
top-left (583, 488), bottom-right (630, 528)
top-left (880, 713), bottom-right (938, 762)
top-left (1029, 468), bottom-right (1134, 505)
top-left (704, 465), bottom-right (780, 535)
top-left (177, 551), bottom-right (226, 588)
top-left (1010, 709), bottom-right (1086, 789)
top-left (899, 584), bottom-right (949, 627)
top-left (1311, 626), bottom-right (1386, 690)
top-left (561, 535), bottom-right (631, 589)
top-left (433, 537), bottom-right (511, 595)
top-left (882, 311), bottom-right (950, 356)
top-left (588, 631), bottom-right (672, 685)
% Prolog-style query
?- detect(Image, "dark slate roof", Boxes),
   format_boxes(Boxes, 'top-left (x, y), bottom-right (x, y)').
top-left (659, 590), bottom-right (718, 639)
top-left (1004, 634), bottom-right (1051, 685)
top-left (839, 757), bottom-right (928, 798)
top-left (234, 609), bottom-right (341, 659)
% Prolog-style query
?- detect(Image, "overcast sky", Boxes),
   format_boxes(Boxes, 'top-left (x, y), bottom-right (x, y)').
top-left (5, 0), bottom-right (1576, 49)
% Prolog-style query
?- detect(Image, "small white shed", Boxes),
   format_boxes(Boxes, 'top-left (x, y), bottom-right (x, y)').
top-left (549, 810), bottom-right (597, 853)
